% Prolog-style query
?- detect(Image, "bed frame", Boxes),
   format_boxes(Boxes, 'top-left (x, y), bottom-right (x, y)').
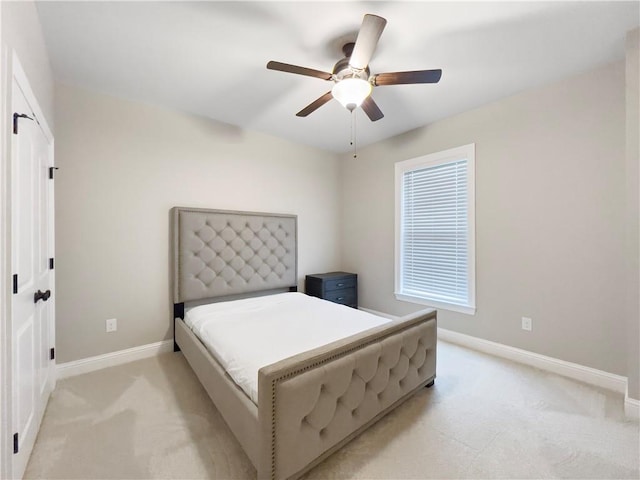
top-left (171, 207), bottom-right (437, 480)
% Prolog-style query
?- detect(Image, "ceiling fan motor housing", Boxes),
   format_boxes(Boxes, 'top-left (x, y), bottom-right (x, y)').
top-left (333, 57), bottom-right (370, 82)
top-left (333, 42), bottom-right (371, 83)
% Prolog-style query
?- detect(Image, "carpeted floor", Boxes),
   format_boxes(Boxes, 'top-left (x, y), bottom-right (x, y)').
top-left (25, 340), bottom-right (639, 479)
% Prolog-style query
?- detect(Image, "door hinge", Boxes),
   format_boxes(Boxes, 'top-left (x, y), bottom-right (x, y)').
top-left (12, 274), bottom-right (18, 294)
top-left (50, 347), bottom-right (55, 360)
top-left (13, 433), bottom-right (18, 454)
top-left (12, 112), bottom-right (34, 135)
top-left (49, 167), bottom-right (59, 179)
top-left (49, 258), bottom-right (55, 270)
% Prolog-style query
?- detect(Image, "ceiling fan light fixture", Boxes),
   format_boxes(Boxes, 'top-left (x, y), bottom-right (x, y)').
top-left (332, 78), bottom-right (372, 111)
top-left (267, 14), bottom-right (441, 121)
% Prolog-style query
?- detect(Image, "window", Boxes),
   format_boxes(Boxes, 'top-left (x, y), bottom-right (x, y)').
top-left (395, 144), bottom-right (475, 314)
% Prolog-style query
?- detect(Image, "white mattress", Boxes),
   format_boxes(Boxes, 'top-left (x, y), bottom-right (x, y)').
top-left (185, 292), bottom-right (390, 404)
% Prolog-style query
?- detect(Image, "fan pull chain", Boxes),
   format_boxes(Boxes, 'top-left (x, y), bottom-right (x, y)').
top-left (350, 110), bottom-right (358, 158)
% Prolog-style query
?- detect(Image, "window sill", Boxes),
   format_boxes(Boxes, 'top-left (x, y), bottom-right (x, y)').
top-left (395, 293), bottom-right (476, 315)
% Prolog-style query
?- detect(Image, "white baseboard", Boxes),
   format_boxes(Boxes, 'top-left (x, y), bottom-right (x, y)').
top-left (56, 340), bottom-right (174, 380)
top-left (54, 315), bottom-right (640, 419)
top-left (625, 389), bottom-right (640, 419)
top-left (437, 327), bottom-right (628, 394)
top-left (440, 327), bottom-right (640, 418)
top-left (361, 307), bottom-right (638, 417)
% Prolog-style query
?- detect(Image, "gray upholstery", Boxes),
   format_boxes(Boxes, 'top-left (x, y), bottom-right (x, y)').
top-left (172, 207), bottom-right (297, 303)
top-left (176, 305), bottom-right (436, 480)
top-left (171, 207), bottom-right (437, 480)
top-left (258, 310), bottom-right (436, 480)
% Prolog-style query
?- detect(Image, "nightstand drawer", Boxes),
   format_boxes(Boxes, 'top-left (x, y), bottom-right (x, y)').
top-left (324, 288), bottom-right (356, 306)
top-left (324, 276), bottom-right (356, 292)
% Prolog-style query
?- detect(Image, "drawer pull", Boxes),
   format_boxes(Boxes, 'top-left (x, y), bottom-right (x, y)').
top-left (337, 297), bottom-right (345, 301)
top-left (336, 283), bottom-right (344, 287)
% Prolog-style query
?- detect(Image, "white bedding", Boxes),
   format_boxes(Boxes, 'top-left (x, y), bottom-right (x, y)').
top-left (185, 292), bottom-right (391, 404)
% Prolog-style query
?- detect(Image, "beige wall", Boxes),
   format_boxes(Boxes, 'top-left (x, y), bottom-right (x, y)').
top-left (54, 84), bottom-right (341, 363)
top-left (341, 63), bottom-right (628, 377)
top-left (48, 28), bottom-right (638, 396)
top-left (625, 28), bottom-right (640, 400)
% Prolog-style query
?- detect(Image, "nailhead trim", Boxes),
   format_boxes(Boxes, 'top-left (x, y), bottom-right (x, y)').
top-left (268, 319), bottom-right (435, 479)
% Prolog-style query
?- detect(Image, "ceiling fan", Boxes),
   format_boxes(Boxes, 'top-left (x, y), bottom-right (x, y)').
top-left (266, 14), bottom-right (442, 122)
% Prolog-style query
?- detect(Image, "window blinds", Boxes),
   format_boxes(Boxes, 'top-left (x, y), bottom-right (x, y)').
top-left (400, 159), bottom-right (469, 305)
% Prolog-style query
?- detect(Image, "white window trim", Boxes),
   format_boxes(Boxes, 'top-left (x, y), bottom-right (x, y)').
top-left (394, 143), bottom-right (476, 315)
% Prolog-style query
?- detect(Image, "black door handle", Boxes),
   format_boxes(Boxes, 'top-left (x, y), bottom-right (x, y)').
top-left (34, 289), bottom-right (51, 303)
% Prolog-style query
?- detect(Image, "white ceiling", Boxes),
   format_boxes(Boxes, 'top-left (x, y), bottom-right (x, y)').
top-left (36, 1), bottom-right (639, 153)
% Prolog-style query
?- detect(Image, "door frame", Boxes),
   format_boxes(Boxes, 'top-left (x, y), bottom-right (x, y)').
top-left (1, 50), bottom-right (55, 480)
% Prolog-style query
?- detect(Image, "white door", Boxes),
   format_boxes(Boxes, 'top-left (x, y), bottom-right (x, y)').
top-left (10, 71), bottom-right (55, 479)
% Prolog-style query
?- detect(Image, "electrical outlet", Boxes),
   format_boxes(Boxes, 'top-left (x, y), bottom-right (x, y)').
top-left (106, 318), bottom-right (117, 333)
top-left (521, 316), bottom-right (532, 331)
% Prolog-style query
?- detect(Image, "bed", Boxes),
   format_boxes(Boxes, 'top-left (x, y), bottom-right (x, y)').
top-left (171, 206), bottom-right (437, 480)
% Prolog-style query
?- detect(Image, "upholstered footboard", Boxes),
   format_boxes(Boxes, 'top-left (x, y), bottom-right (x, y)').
top-left (257, 308), bottom-right (436, 480)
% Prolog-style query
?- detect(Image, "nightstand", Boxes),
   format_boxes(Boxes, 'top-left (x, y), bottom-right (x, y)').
top-left (305, 271), bottom-right (358, 308)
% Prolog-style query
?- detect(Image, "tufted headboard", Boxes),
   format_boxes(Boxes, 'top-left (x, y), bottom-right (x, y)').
top-left (171, 207), bottom-right (297, 304)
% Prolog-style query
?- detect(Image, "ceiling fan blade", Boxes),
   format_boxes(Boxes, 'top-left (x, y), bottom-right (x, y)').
top-left (349, 14), bottom-right (387, 70)
top-left (373, 69), bottom-right (442, 86)
top-left (361, 96), bottom-right (384, 122)
top-left (267, 61), bottom-right (333, 80)
top-left (296, 91), bottom-right (333, 117)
